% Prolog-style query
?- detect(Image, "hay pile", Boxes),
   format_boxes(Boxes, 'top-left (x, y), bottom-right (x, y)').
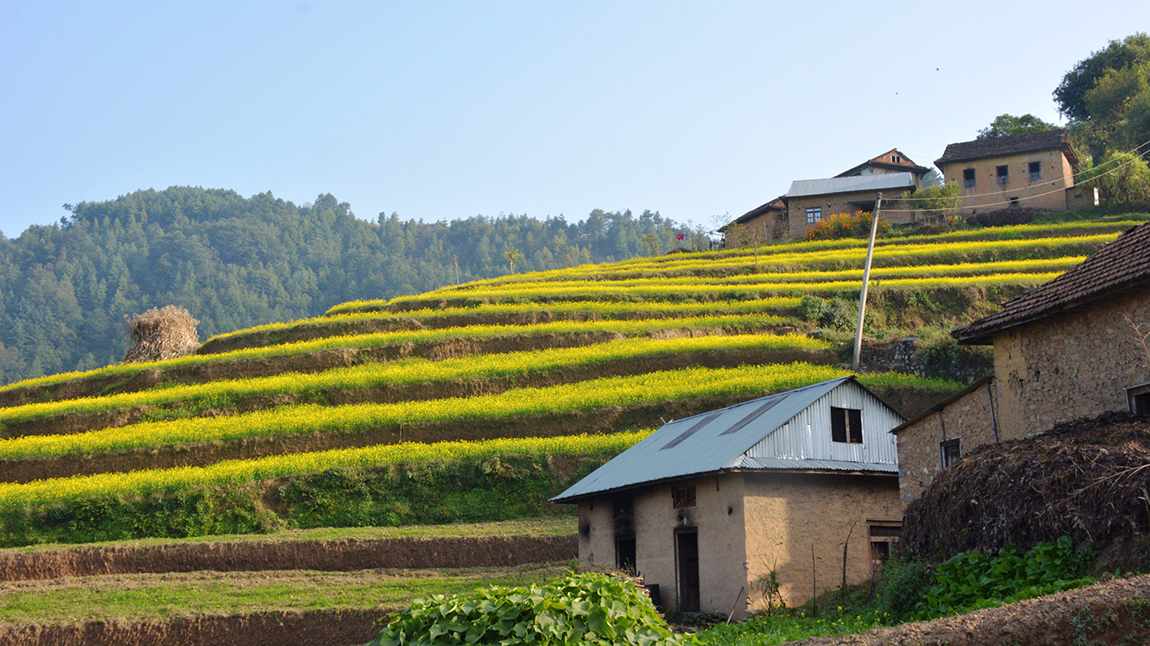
top-left (903, 411), bottom-right (1150, 559)
top-left (123, 305), bottom-right (200, 363)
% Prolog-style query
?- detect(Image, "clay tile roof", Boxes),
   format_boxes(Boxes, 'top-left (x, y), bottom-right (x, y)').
top-left (934, 130), bottom-right (1076, 168)
top-left (952, 221), bottom-right (1150, 344)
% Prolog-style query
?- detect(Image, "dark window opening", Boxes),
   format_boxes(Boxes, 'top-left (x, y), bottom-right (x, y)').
top-left (831, 407), bottom-right (863, 444)
top-left (613, 498), bottom-right (634, 519)
top-left (616, 535), bottom-right (637, 574)
top-left (963, 168), bottom-right (976, 188)
top-left (673, 487), bottom-right (696, 509)
top-left (1028, 161), bottom-right (1042, 181)
top-left (1128, 384), bottom-right (1150, 414)
top-left (1009, 197), bottom-right (1020, 207)
top-left (941, 438), bottom-right (961, 468)
top-left (996, 165), bottom-right (1009, 185)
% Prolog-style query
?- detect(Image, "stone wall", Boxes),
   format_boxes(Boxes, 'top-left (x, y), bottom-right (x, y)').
top-left (894, 380), bottom-right (1000, 507)
top-left (992, 284), bottom-right (1150, 439)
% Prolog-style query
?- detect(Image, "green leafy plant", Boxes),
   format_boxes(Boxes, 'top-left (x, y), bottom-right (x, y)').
top-left (914, 536), bottom-right (1096, 619)
top-left (369, 571), bottom-right (686, 646)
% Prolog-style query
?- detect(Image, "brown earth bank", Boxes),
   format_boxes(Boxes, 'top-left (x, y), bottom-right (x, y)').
top-left (0, 325), bottom-right (793, 409)
top-left (0, 383), bottom-right (954, 484)
top-left (0, 607), bottom-right (389, 646)
top-left (1, 346), bottom-right (828, 440)
top-left (0, 534), bottom-right (576, 582)
top-left (199, 306), bottom-right (798, 354)
top-left (792, 572), bottom-right (1150, 646)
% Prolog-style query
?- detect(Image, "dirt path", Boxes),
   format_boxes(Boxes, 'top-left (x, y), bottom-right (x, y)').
top-left (794, 573), bottom-right (1150, 646)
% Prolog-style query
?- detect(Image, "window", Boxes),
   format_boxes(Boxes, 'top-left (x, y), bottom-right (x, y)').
top-left (868, 522), bottom-right (902, 578)
top-left (806, 207), bottom-right (822, 224)
top-left (1127, 383), bottom-right (1150, 414)
top-left (940, 438), bottom-right (961, 468)
top-left (963, 168), bottom-right (976, 188)
top-left (996, 165), bottom-right (1009, 185)
top-left (1009, 197), bottom-right (1020, 207)
top-left (1028, 161), bottom-right (1042, 181)
top-left (891, 154), bottom-right (902, 163)
top-left (672, 486), bottom-right (696, 509)
top-left (830, 407), bottom-right (863, 444)
top-left (615, 535), bottom-right (637, 574)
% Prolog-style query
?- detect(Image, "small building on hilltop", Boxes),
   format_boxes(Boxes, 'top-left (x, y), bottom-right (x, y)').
top-left (893, 221), bottom-right (1150, 507)
top-left (552, 377), bottom-right (905, 617)
top-left (935, 130), bottom-right (1085, 216)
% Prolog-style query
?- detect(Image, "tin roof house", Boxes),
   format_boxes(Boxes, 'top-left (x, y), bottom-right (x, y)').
top-left (552, 377), bottom-right (905, 617)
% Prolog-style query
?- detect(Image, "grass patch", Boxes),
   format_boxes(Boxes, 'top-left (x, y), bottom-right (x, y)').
top-left (0, 562), bottom-right (569, 626)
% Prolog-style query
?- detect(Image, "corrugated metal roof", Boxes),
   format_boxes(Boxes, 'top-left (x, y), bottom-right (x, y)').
top-left (551, 377), bottom-right (904, 502)
top-left (786, 172), bottom-right (916, 198)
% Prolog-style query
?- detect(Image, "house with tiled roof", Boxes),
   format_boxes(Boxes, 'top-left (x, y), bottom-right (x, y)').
top-left (935, 130), bottom-right (1088, 215)
top-left (553, 377), bottom-right (905, 616)
top-left (892, 221), bottom-right (1150, 506)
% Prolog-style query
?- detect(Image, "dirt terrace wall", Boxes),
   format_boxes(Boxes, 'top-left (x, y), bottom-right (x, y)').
top-left (0, 534), bottom-right (576, 582)
top-left (0, 607), bottom-right (388, 646)
top-left (895, 380), bottom-right (1000, 507)
top-left (992, 283), bottom-right (1150, 439)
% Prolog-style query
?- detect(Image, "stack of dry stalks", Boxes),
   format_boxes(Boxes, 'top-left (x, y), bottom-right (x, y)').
top-left (123, 305), bottom-right (200, 363)
top-left (903, 411), bottom-right (1150, 559)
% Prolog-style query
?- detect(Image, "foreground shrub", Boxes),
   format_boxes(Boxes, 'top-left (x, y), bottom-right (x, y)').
top-left (914, 536), bottom-right (1095, 619)
top-left (874, 555), bottom-right (932, 622)
top-left (370, 571), bottom-right (685, 646)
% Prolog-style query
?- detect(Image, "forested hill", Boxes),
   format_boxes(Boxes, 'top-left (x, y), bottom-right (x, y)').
top-left (0, 186), bottom-right (701, 384)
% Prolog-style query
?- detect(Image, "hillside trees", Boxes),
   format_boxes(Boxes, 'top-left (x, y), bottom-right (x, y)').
top-left (0, 187), bottom-right (691, 384)
top-left (1057, 34), bottom-right (1150, 162)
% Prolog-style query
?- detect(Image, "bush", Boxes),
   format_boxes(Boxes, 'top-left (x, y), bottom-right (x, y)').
top-left (818, 298), bottom-right (858, 332)
top-left (369, 572), bottom-right (685, 646)
top-left (914, 536), bottom-right (1095, 619)
top-left (804, 212), bottom-right (889, 242)
top-left (797, 295), bottom-right (827, 323)
top-left (875, 555), bottom-right (932, 622)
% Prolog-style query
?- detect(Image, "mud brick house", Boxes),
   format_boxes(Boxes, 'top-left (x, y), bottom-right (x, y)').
top-left (552, 377), bottom-right (905, 617)
top-left (893, 221), bottom-right (1150, 507)
top-left (935, 130), bottom-right (1086, 216)
top-left (724, 150), bottom-right (930, 243)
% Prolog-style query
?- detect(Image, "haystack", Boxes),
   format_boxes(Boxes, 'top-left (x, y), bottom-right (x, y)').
top-left (902, 411), bottom-right (1150, 559)
top-left (123, 305), bottom-right (200, 363)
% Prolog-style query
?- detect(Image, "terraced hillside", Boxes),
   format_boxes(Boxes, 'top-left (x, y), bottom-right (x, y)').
top-left (0, 218), bottom-right (1141, 646)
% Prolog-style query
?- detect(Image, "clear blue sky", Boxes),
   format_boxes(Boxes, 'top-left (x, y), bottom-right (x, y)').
top-left (2, 1), bottom-right (1148, 237)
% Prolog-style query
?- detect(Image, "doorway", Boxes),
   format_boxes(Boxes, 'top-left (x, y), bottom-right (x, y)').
top-left (676, 529), bottom-right (700, 613)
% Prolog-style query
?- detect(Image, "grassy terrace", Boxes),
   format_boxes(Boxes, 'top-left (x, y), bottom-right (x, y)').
top-left (0, 518), bottom-right (577, 554)
top-left (0, 335), bottom-right (829, 427)
top-left (0, 433), bottom-right (650, 507)
top-left (0, 562), bottom-right (569, 626)
top-left (203, 297), bottom-right (803, 349)
top-left (0, 363), bottom-right (867, 459)
top-left (0, 314), bottom-right (794, 398)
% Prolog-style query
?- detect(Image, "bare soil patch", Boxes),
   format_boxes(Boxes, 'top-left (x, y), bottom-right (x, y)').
top-left (794, 573), bottom-right (1150, 646)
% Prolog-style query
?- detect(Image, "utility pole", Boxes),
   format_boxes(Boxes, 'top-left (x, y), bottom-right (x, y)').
top-left (852, 193), bottom-right (882, 372)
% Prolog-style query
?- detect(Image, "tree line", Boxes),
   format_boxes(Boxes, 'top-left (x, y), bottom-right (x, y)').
top-left (0, 186), bottom-right (708, 384)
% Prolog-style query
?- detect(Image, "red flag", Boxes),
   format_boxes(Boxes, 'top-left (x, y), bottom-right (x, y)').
top-left (676, 234), bottom-right (685, 240)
